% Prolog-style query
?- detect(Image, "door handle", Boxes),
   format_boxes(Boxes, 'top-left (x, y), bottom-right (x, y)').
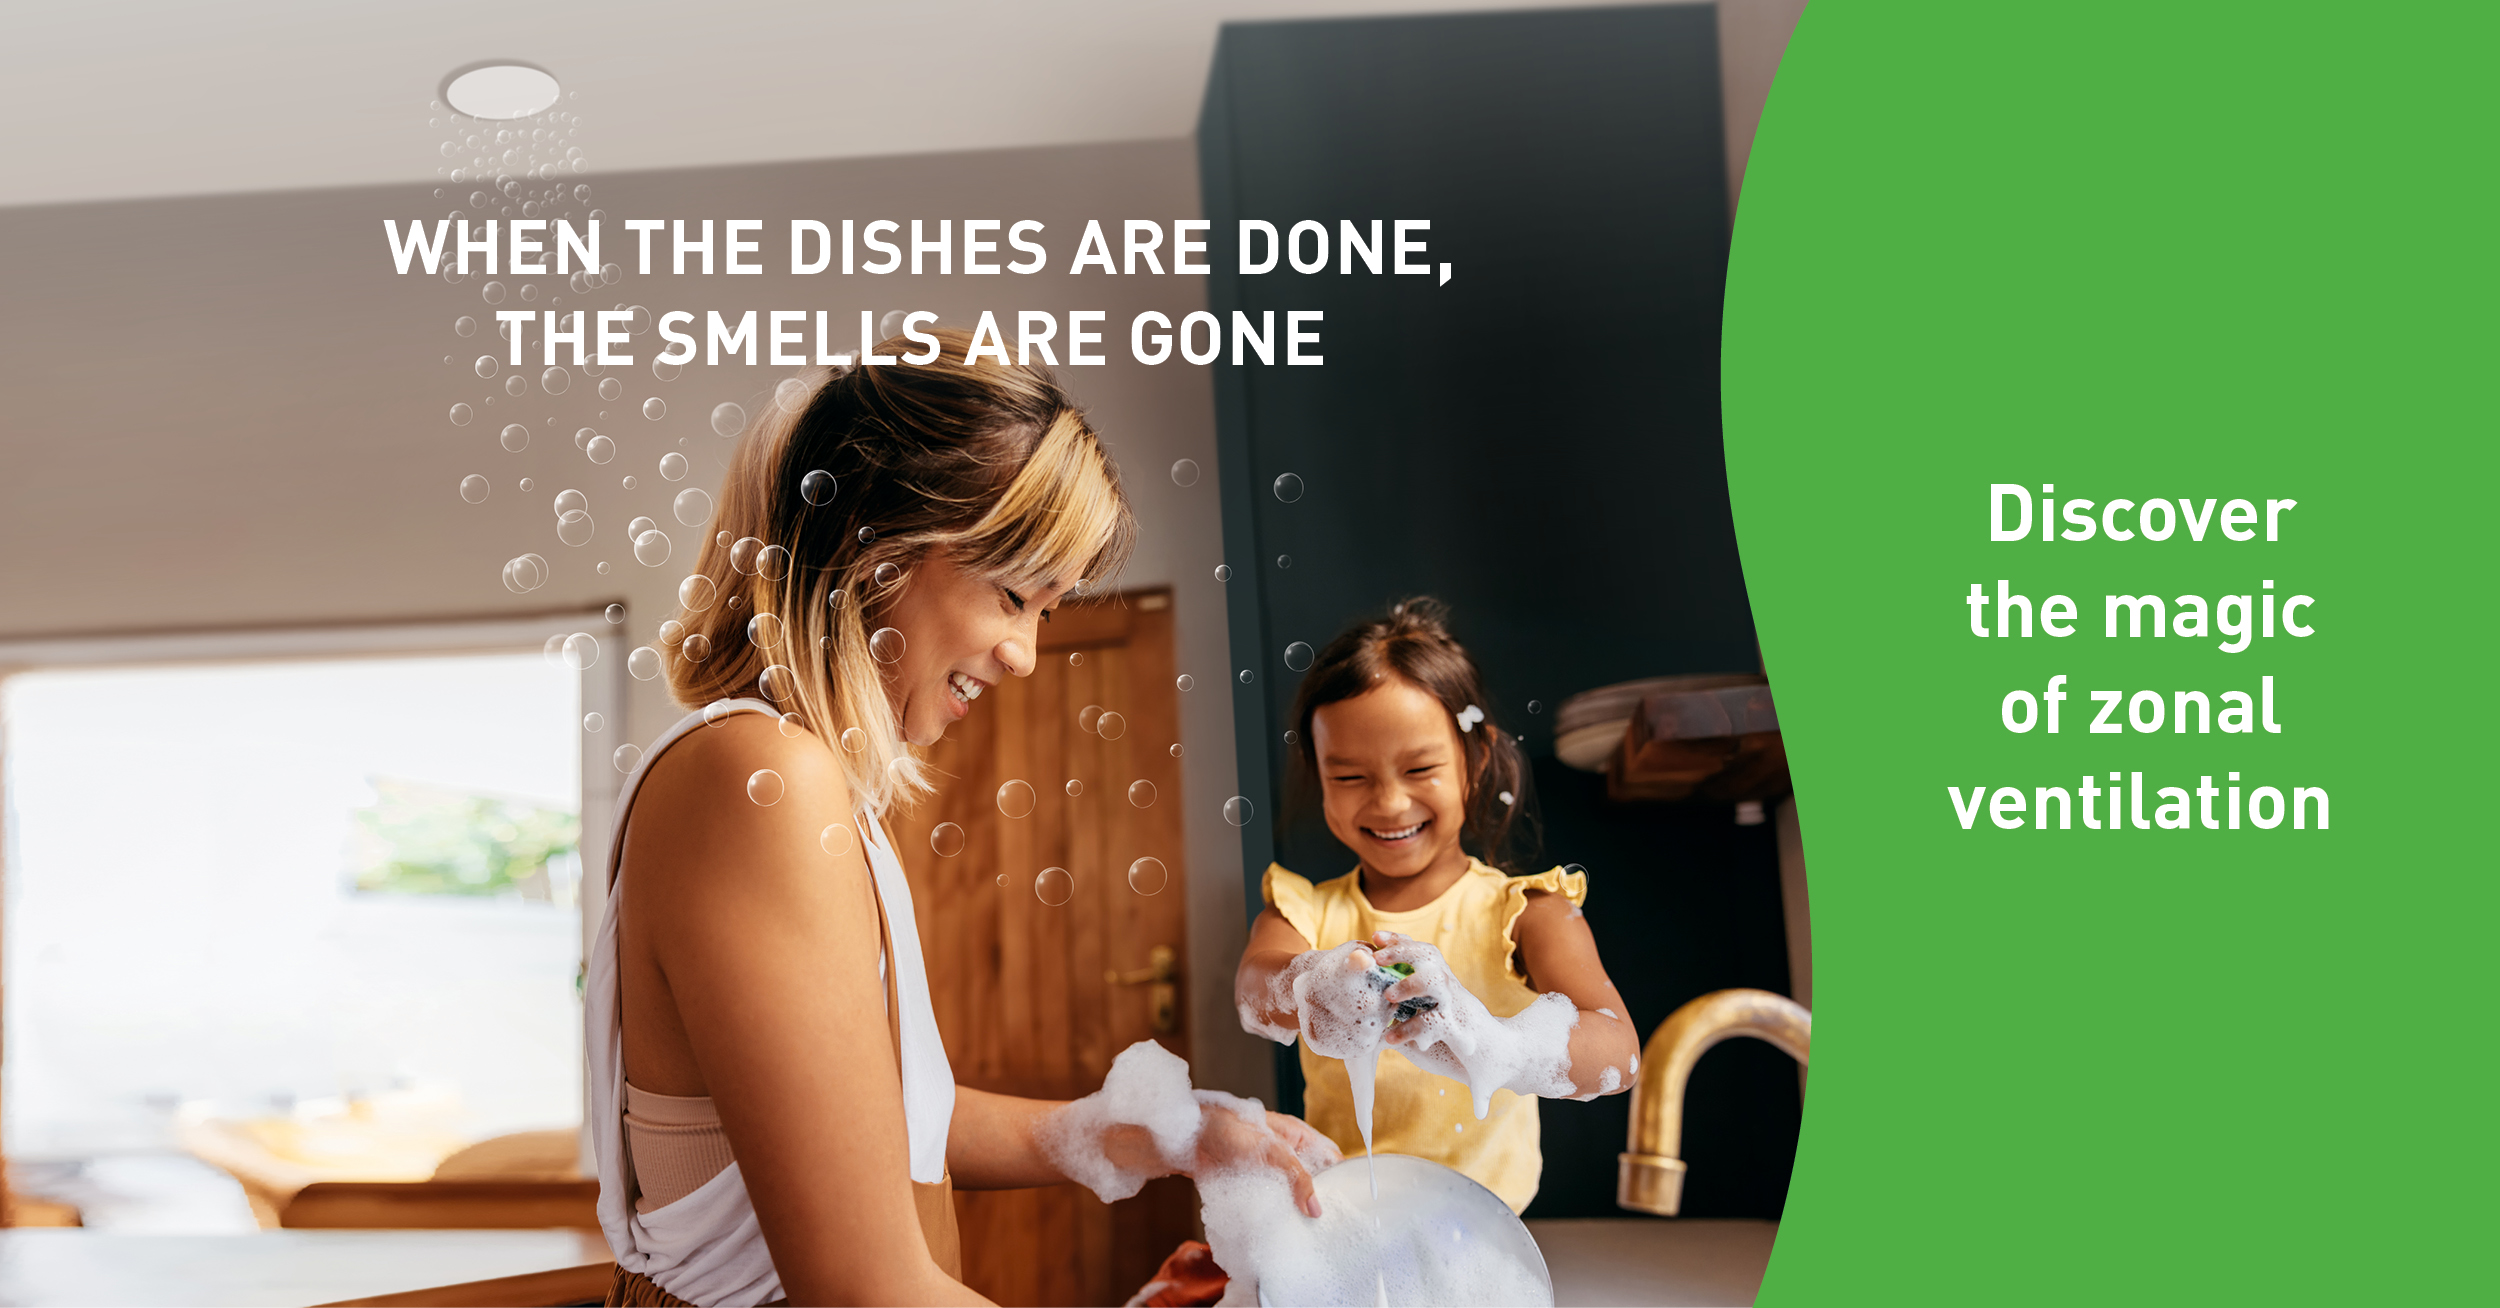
top-left (1106, 945), bottom-right (1179, 1034)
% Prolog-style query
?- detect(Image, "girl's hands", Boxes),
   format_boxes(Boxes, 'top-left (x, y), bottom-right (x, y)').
top-left (1279, 938), bottom-right (1399, 1057)
top-left (1187, 1099), bottom-right (1343, 1218)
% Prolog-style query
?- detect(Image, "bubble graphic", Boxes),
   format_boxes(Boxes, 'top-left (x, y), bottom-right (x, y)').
top-left (756, 545), bottom-right (790, 581)
top-left (1284, 641), bottom-right (1315, 672)
top-left (557, 509), bottom-right (595, 546)
top-left (1527, 699), bottom-right (1544, 714)
top-left (1214, 564), bottom-right (1232, 581)
top-left (583, 712), bottom-right (605, 733)
top-left (519, 284), bottom-right (538, 303)
top-left (748, 613), bottom-right (785, 649)
top-left (598, 377), bottom-right (623, 401)
top-left (681, 633), bottom-right (712, 662)
top-left (543, 634), bottom-right (569, 668)
top-left (1272, 472), bottom-right (1305, 502)
top-left (553, 489), bottom-right (587, 517)
top-left (800, 470), bottom-right (837, 506)
top-left (1276, 554), bottom-right (1292, 570)
top-left (1127, 780), bottom-right (1156, 809)
top-left (711, 402), bottom-right (747, 437)
top-left (673, 488), bottom-right (713, 526)
top-left (857, 526), bottom-right (876, 545)
top-left (540, 366), bottom-right (571, 396)
top-left (776, 378), bottom-right (812, 413)
top-left (817, 823), bottom-right (857, 858)
top-left (1096, 712), bottom-right (1127, 740)
top-left (718, 532), bottom-right (732, 547)
top-left (1170, 743), bottom-right (1186, 759)
top-left (483, 281), bottom-right (507, 304)
top-left (746, 769), bottom-right (784, 806)
top-left (451, 403), bottom-right (475, 426)
top-left (661, 452), bottom-right (690, 482)
top-left (459, 475), bottom-right (490, 503)
top-left (839, 726), bottom-right (867, 754)
top-left (1283, 730), bottom-right (1300, 746)
top-left (652, 358), bottom-right (679, 381)
top-left (1223, 796), bottom-right (1255, 827)
top-left (1078, 705), bottom-right (1104, 733)
top-left (1127, 857), bottom-right (1169, 896)
top-left (678, 574), bottom-right (717, 612)
top-left (659, 620), bottom-right (685, 645)
top-left (872, 562), bottom-right (902, 588)
top-left (626, 646), bottom-right (663, 681)
top-left (520, 478), bottom-right (534, 491)
top-left (504, 374), bottom-right (528, 398)
top-left (1064, 779), bottom-right (1084, 798)
top-left (1238, 669), bottom-right (1255, 685)
top-left (880, 309), bottom-right (908, 338)
top-left (1175, 674), bottom-right (1194, 692)
top-left (642, 397), bottom-right (667, 420)
top-left (930, 823), bottom-right (966, 858)
top-left (475, 355), bottom-right (499, 379)
top-left (997, 780), bottom-right (1037, 819)
top-left (701, 700), bottom-right (737, 728)
top-left (597, 562), bottom-right (612, 575)
top-left (1171, 458), bottom-right (1201, 487)
top-left (456, 315), bottom-right (478, 337)
top-left (586, 435), bottom-right (615, 464)
top-left (558, 632), bottom-right (598, 670)
top-left (613, 744), bottom-right (642, 773)
top-left (868, 628), bottom-right (906, 663)
top-left (996, 874), bottom-right (1008, 889)
top-left (495, 423), bottom-right (528, 453)
top-left (1035, 866), bottom-right (1075, 906)
top-left (502, 553), bottom-right (548, 593)
top-left (728, 537), bottom-right (763, 575)
top-left (575, 427), bottom-right (594, 450)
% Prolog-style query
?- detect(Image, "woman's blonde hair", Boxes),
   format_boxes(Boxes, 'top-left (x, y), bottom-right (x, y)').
top-left (667, 327), bottom-right (1136, 811)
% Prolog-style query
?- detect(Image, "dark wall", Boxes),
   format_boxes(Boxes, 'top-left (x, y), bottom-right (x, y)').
top-left (1196, 4), bottom-right (1800, 1220)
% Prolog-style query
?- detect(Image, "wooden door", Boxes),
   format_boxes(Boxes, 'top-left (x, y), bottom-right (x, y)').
top-left (887, 587), bottom-right (1197, 1307)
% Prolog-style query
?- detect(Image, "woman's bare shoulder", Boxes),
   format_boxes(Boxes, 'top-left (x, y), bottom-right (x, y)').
top-left (623, 713), bottom-right (860, 910)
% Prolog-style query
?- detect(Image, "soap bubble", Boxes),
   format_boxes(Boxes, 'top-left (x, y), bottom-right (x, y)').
top-left (1170, 458), bottom-right (1200, 487)
top-left (718, 532), bottom-right (733, 547)
top-left (757, 665), bottom-right (797, 704)
top-left (1223, 796), bottom-right (1254, 827)
top-left (603, 261), bottom-right (621, 281)
top-left (820, 823), bottom-right (856, 856)
top-left (560, 632), bottom-right (599, 670)
top-left (869, 628), bottom-right (906, 662)
top-left (455, 315), bottom-right (478, 336)
top-left (800, 470), bottom-right (837, 505)
top-left (711, 402), bottom-right (747, 437)
top-left (1096, 712), bottom-right (1126, 740)
top-left (776, 378), bottom-right (812, 413)
top-left (451, 403), bottom-right (475, 426)
top-left (996, 874), bottom-right (1008, 889)
top-left (553, 488), bottom-right (587, 517)
top-left (661, 452), bottom-right (690, 481)
top-left (1238, 669), bottom-right (1255, 685)
top-left (1067, 651), bottom-right (1085, 668)
top-left (681, 633), bottom-right (712, 662)
top-left (678, 574), bottom-right (717, 611)
top-left (627, 306), bottom-right (654, 336)
top-left (839, 726), bottom-right (867, 754)
top-left (673, 488), bottom-right (712, 525)
top-left (613, 744), bottom-right (642, 773)
top-left (504, 374), bottom-right (528, 397)
top-left (652, 357), bottom-right (679, 381)
top-left (558, 509), bottom-right (595, 545)
top-left (586, 435), bottom-right (615, 464)
top-left (598, 604), bottom-right (623, 626)
top-left (659, 620), bottom-right (685, 645)
top-left (518, 284), bottom-right (538, 303)
top-left (1283, 730), bottom-right (1300, 746)
top-left (501, 553), bottom-right (548, 593)
top-left (1078, 705), bottom-right (1104, 733)
top-left (1276, 554), bottom-right (1292, 570)
top-left (598, 377), bottom-right (623, 401)
top-left (857, 526), bottom-right (876, 544)
top-left (629, 529), bottom-right (669, 566)
top-left (997, 779), bottom-right (1037, 819)
top-left (475, 355), bottom-right (499, 378)
top-left (574, 427), bottom-right (594, 450)
top-left (543, 634), bottom-right (569, 668)
top-left (729, 536), bottom-right (764, 575)
top-left (483, 281), bottom-right (507, 304)
top-left (1128, 780), bottom-right (1156, 808)
top-left (872, 562), bottom-right (902, 588)
top-left (747, 613), bottom-right (784, 647)
top-left (642, 397), bottom-right (667, 420)
top-left (880, 309), bottom-right (908, 338)
top-left (930, 823), bottom-right (966, 857)
top-left (756, 545), bottom-right (790, 580)
top-left (1169, 744), bottom-right (1185, 759)
top-left (542, 365), bottom-right (571, 395)
top-left (1127, 857), bottom-right (1169, 896)
top-left (1562, 863), bottom-right (1586, 877)
top-left (583, 712), bottom-right (605, 733)
top-left (1065, 779), bottom-right (1085, 798)
top-left (497, 423), bottom-right (529, 453)
top-left (1284, 641), bottom-right (1314, 671)
top-left (597, 561), bottom-right (613, 575)
top-left (1035, 867), bottom-right (1074, 906)
top-left (747, 769), bottom-right (784, 805)
top-left (459, 475), bottom-right (490, 503)
top-left (1273, 472), bottom-right (1305, 502)
top-left (1175, 675), bottom-right (1194, 691)
top-left (1213, 564), bottom-right (1231, 581)
top-left (701, 700), bottom-right (736, 727)
top-left (627, 646), bottom-right (663, 680)
top-left (628, 515), bottom-right (658, 540)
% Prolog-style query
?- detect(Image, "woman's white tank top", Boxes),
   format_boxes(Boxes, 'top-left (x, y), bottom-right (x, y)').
top-left (585, 699), bottom-right (955, 1305)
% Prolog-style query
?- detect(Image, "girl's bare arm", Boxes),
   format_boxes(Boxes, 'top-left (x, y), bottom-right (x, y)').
top-left (1505, 891), bottom-right (1643, 1095)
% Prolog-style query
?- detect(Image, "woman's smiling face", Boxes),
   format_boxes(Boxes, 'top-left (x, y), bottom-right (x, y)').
top-left (875, 552), bottom-right (1070, 746)
top-left (1311, 675), bottom-right (1474, 883)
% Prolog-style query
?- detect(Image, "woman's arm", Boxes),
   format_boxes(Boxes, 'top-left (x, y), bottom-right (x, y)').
top-left (1504, 891), bottom-right (1642, 1095)
top-left (947, 1085), bottom-right (1338, 1216)
top-left (624, 717), bottom-right (983, 1306)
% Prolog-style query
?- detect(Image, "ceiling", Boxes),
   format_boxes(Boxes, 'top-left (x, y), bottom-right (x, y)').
top-left (2, 0), bottom-right (1672, 210)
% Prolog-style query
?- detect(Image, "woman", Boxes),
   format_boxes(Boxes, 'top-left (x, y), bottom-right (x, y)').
top-left (587, 331), bottom-right (1333, 1306)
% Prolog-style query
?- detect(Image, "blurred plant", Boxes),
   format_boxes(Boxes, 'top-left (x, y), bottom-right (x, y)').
top-left (350, 777), bottom-right (579, 899)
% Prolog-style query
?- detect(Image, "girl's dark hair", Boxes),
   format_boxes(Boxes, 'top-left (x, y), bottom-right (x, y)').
top-left (1288, 597), bottom-right (1534, 870)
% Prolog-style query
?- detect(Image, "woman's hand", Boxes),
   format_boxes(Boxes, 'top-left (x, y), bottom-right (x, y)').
top-left (1188, 1099), bottom-right (1342, 1218)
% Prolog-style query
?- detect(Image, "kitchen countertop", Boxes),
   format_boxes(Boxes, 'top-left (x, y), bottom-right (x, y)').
top-left (0, 1229), bottom-right (610, 1307)
top-left (1527, 1218), bottom-right (1779, 1307)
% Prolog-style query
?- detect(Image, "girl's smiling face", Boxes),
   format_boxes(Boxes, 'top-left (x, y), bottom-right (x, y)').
top-left (1311, 675), bottom-right (1474, 883)
top-left (875, 552), bottom-right (1069, 746)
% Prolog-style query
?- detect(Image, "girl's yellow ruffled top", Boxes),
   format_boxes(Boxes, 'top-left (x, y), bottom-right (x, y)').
top-left (1261, 857), bottom-right (1588, 1213)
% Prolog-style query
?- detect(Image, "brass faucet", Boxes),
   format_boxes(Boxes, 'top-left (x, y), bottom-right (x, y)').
top-left (1618, 988), bottom-right (1811, 1215)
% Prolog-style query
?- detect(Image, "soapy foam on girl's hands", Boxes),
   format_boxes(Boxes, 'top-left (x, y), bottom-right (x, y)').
top-left (1368, 934), bottom-right (1579, 1117)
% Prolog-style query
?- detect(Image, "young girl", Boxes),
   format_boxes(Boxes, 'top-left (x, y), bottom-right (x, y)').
top-left (1234, 598), bottom-right (1641, 1214)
